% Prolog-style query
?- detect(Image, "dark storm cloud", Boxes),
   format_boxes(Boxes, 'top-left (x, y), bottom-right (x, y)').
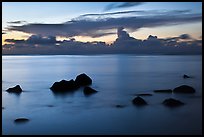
top-left (7, 10), bottom-right (202, 38)
top-left (104, 2), bottom-right (144, 11)
top-left (178, 34), bottom-right (192, 39)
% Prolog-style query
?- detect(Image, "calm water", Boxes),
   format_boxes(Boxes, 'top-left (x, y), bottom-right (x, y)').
top-left (2, 55), bottom-right (202, 135)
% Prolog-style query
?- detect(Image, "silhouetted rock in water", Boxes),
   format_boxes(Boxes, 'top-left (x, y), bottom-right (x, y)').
top-left (6, 85), bottom-right (22, 93)
top-left (135, 93), bottom-right (153, 96)
top-left (115, 105), bottom-right (126, 108)
top-left (173, 85), bottom-right (195, 93)
top-left (154, 89), bottom-right (172, 93)
top-left (162, 98), bottom-right (184, 107)
top-left (14, 118), bottom-right (29, 123)
top-left (50, 79), bottom-right (79, 92)
top-left (132, 96), bottom-right (147, 106)
top-left (183, 74), bottom-right (191, 79)
top-left (75, 73), bottom-right (92, 86)
top-left (83, 86), bottom-right (97, 95)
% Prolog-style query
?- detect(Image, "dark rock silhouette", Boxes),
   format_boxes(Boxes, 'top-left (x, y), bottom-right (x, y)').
top-left (115, 104), bottom-right (126, 108)
top-left (50, 79), bottom-right (79, 92)
top-left (183, 74), bottom-right (191, 79)
top-left (173, 85), bottom-right (195, 93)
top-left (75, 73), bottom-right (92, 86)
top-left (134, 93), bottom-right (153, 96)
top-left (162, 98), bottom-right (184, 107)
top-left (83, 86), bottom-right (97, 95)
top-left (6, 85), bottom-right (22, 93)
top-left (154, 89), bottom-right (172, 93)
top-left (132, 96), bottom-right (147, 106)
top-left (14, 118), bottom-right (29, 123)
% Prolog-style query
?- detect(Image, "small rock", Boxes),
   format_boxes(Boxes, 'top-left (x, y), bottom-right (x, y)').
top-left (115, 105), bottom-right (126, 108)
top-left (135, 93), bottom-right (153, 96)
top-left (6, 85), bottom-right (22, 93)
top-left (162, 98), bottom-right (184, 107)
top-left (14, 118), bottom-right (29, 123)
top-left (154, 89), bottom-right (172, 93)
top-left (83, 86), bottom-right (97, 95)
top-left (132, 96), bottom-right (147, 106)
top-left (173, 85), bottom-right (195, 93)
top-left (183, 74), bottom-right (191, 79)
top-left (75, 73), bottom-right (92, 86)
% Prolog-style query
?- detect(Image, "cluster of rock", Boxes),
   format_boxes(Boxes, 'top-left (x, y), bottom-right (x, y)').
top-left (132, 74), bottom-right (196, 107)
top-left (50, 73), bottom-right (98, 95)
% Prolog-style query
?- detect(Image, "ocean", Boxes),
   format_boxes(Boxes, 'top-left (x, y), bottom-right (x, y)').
top-left (2, 55), bottom-right (202, 135)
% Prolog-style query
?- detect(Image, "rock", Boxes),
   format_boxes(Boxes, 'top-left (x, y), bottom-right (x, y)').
top-left (183, 74), bottom-right (191, 79)
top-left (135, 93), bottom-right (153, 96)
top-left (50, 79), bottom-right (79, 92)
top-left (115, 105), bottom-right (126, 108)
top-left (173, 85), bottom-right (195, 93)
top-left (83, 86), bottom-right (97, 95)
top-left (132, 96), bottom-right (147, 106)
top-left (75, 73), bottom-right (92, 86)
top-left (162, 98), bottom-right (184, 107)
top-left (14, 118), bottom-right (29, 123)
top-left (154, 89), bottom-right (172, 93)
top-left (6, 85), bottom-right (22, 93)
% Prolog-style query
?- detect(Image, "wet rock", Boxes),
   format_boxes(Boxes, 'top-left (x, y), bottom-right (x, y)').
top-left (115, 105), bottom-right (126, 108)
top-left (6, 85), bottom-right (22, 93)
top-left (135, 93), bottom-right (153, 96)
top-left (75, 73), bottom-right (92, 86)
top-left (173, 85), bottom-right (195, 93)
top-left (132, 96), bottom-right (147, 106)
top-left (50, 79), bottom-right (79, 92)
top-left (183, 74), bottom-right (191, 79)
top-left (83, 86), bottom-right (97, 95)
top-left (154, 89), bottom-right (172, 93)
top-left (162, 98), bottom-right (184, 107)
top-left (14, 118), bottom-right (29, 123)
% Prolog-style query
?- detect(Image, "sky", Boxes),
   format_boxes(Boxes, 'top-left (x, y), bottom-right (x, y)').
top-left (2, 2), bottom-right (202, 55)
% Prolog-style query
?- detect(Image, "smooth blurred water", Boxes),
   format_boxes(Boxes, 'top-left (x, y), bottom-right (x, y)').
top-left (2, 55), bottom-right (202, 135)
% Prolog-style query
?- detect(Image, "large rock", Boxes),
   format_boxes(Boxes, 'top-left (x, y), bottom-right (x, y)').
top-left (154, 89), bottom-right (172, 93)
top-left (50, 79), bottom-right (79, 92)
top-left (6, 85), bottom-right (22, 93)
top-left (75, 73), bottom-right (92, 86)
top-left (132, 96), bottom-right (147, 106)
top-left (162, 98), bottom-right (184, 107)
top-left (83, 86), bottom-right (97, 95)
top-left (14, 118), bottom-right (29, 123)
top-left (173, 85), bottom-right (195, 93)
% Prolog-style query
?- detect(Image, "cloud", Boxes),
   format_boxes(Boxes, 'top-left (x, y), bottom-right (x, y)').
top-left (6, 10), bottom-right (202, 38)
top-left (104, 2), bottom-right (144, 11)
top-left (7, 21), bottom-right (27, 24)
top-left (3, 28), bottom-right (201, 55)
top-left (178, 34), bottom-right (192, 39)
top-left (5, 35), bottom-right (57, 46)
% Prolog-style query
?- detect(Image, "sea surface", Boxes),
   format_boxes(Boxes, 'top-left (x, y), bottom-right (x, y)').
top-left (2, 55), bottom-right (202, 135)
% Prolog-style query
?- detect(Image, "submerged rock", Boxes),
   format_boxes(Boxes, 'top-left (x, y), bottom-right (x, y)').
top-left (132, 96), bottom-right (147, 106)
top-left (83, 86), bottom-right (97, 95)
top-left (135, 93), bottom-right (153, 96)
top-left (6, 85), bottom-right (22, 93)
top-left (115, 105), bottom-right (126, 108)
top-left (154, 89), bottom-right (172, 93)
top-left (173, 85), bottom-right (195, 93)
top-left (75, 73), bottom-right (92, 86)
top-left (14, 118), bottom-right (29, 123)
top-left (162, 98), bottom-right (184, 107)
top-left (50, 79), bottom-right (79, 92)
top-left (183, 74), bottom-right (191, 79)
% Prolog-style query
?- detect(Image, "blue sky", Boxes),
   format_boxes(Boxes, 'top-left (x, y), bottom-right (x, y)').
top-left (2, 2), bottom-right (202, 44)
